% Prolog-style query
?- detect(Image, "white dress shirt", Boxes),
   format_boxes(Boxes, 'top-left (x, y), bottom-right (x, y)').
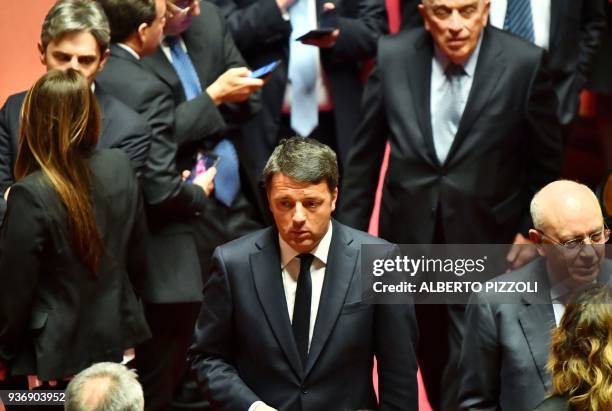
top-left (116, 42), bottom-right (141, 60)
top-left (489, 0), bottom-right (551, 49)
top-left (248, 223), bottom-right (333, 411)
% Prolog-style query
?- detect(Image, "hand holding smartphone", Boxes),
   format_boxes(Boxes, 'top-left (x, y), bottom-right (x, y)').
top-left (186, 151), bottom-right (221, 185)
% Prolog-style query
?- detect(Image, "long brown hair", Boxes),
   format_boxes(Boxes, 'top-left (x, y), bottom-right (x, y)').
top-left (548, 285), bottom-right (612, 411)
top-left (15, 69), bottom-right (103, 274)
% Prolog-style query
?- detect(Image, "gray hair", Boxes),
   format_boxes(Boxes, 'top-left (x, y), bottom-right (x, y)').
top-left (263, 137), bottom-right (339, 192)
top-left (530, 180), bottom-right (599, 230)
top-left (64, 362), bottom-right (144, 411)
top-left (41, 0), bottom-right (110, 53)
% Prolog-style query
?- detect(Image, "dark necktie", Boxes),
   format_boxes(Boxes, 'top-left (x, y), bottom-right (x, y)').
top-left (167, 36), bottom-right (241, 206)
top-left (292, 253), bottom-right (315, 367)
top-left (503, 0), bottom-right (535, 43)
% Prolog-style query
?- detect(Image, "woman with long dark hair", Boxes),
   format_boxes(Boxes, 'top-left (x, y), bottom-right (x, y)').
top-left (0, 69), bottom-right (150, 384)
top-left (535, 285), bottom-right (612, 411)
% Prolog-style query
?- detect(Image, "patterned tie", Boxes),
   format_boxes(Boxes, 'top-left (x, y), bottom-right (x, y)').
top-left (503, 0), bottom-right (535, 43)
top-left (433, 63), bottom-right (466, 164)
top-left (167, 37), bottom-right (241, 206)
top-left (293, 253), bottom-right (315, 367)
top-left (288, 0), bottom-right (319, 137)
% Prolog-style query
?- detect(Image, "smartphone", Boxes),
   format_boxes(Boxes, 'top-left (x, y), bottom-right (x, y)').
top-left (186, 151), bottom-right (221, 184)
top-left (249, 60), bottom-right (282, 79)
top-left (295, 27), bottom-right (335, 42)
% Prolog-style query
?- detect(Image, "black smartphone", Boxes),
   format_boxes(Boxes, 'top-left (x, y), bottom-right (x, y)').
top-left (186, 151), bottom-right (221, 184)
top-left (249, 60), bottom-right (282, 78)
top-left (295, 27), bottom-right (335, 42)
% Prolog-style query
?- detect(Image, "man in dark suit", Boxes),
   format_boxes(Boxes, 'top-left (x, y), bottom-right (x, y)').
top-left (140, 0), bottom-right (265, 277)
top-left (0, 0), bottom-right (152, 222)
top-left (488, 0), bottom-right (606, 127)
top-left (191, 137), bottom-right (419, 411)
top-left (210, 0), bottom-right (388, 207)
top-left (336, 0), bottom-right (562, 408)
top-left (95, 0), bottom-right (219, 409)
top-left (137, 2), bottom-right (264, 408)
top-left (459, 180), bottom-right (612, 411)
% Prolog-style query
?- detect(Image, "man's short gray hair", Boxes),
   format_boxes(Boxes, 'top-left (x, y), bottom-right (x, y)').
top-left (64, 362), bottom-right (144, 411)
top-left (41, 0), bottom-right (110, 53)
top-left (263, 137), bottom-right (339, 192)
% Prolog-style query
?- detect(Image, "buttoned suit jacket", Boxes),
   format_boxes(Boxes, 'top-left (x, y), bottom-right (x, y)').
top-left (97, 45), bottom-right (210, 303)
top-left (337, 26), bottom-right (562, 245)
top-left (191, 220), bottom-right (419, 411)
top-left (459, 258), bottom-right (612, 411)
top-left (0, 85), bottom-right (152, 222)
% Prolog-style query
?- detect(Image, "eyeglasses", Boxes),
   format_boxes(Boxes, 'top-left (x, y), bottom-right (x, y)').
top-left (536, 226), bottom-right (610, 252)
top-left (166, 0), bottom-right (201, 17)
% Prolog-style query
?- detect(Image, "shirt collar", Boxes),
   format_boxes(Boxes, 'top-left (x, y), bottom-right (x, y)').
top-left (433, 32), bottom-right (483, 79)
top-left (116, 43), bottom-right (141, 60)
top-left (279, 222), bottom-right (333, 269)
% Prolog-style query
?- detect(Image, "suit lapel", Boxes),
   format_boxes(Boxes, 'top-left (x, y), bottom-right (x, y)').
top-left (446, 28), bottom-right (506, 164)
top-left (518, 264), bottom-right (555, 391)
top-left (407, 35), bottom-right (439, 167)
top-left (304, 221), bottom-right (358, 377)
top-left (250, 229), bottom-right (303, 378)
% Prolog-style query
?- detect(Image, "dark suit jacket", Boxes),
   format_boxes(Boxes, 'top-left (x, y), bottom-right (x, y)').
top-left (586, 1), bottom-right (612, 94)
top-left (140, 2), bottom-right (263, 221)
top-left (191, 220), bottom-right (419, 410)
top-left (337, 26), bottom-right (562, 244)
top-left (533, 396), bottom-right (573, 411)
top-left (397, 0), bottom-right (607, 125)
top-left (0, 85), bottom-right (152, 222)
top-left (210, 0), bottom-right (388, 174)
top-left (0, 149), bottom-right (151, 380)
top-left (458, 258), bottom-right (612, 411)
top-left (97, 44), bottom-right (210, 303)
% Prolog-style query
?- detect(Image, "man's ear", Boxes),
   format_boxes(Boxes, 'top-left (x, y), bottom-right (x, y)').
top-left (137, 22), bottom-right (149, 44)
top-left (38, 43), bottom-right (46, 66)
top-left (417, 4), bottom-right (430, 32)
top-left (529, 229), bottom-right (546, 257)
top-left (330, 187), bottom-right (338, 212)
top-left (98, 48), bottom-right (110, 72)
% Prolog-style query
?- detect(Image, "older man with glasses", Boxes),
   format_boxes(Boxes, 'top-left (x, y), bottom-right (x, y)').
top-left (458, 179), bottom-right (612, 411)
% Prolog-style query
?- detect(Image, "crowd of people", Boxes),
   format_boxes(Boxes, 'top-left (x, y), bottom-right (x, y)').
top-left (0, 0), bottom-right (611, 410)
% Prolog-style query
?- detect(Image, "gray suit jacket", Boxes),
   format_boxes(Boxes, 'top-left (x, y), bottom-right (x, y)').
top-left (459, 258), bottom-right (612, 411)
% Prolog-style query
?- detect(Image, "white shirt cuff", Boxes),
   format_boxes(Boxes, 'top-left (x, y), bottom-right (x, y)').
top-left (248, 400), bottom-right (265, 411)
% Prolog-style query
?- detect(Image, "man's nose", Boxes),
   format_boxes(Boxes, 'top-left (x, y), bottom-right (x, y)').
top-left (293, 203), bottom-right (306, 224)
top-left (69, 57), bottom-right (81, 71)
top-left (448, 11), bottom-right (463, 32)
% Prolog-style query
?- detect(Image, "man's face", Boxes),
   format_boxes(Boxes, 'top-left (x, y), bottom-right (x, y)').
top-left (141, 0), bottom-right (167, 55)
top-left (537, 203), bottom-right (606, 290)
top-left (419, 0), bottom-right (490, 64)
top-left (39, 31), bottom-right (107, 86)
top-left (268, 173), bottom-right (337, 254)
top-left (164, 0), bottom-right (200, 36)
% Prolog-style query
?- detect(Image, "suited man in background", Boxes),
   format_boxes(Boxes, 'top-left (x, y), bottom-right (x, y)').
top-left (488, 0), bottom-right (606, 127)
top-left (337, 0), bottom-right (562, 408)
top-left (210, 0), bottom-right (388, 212)
top-left (459, 180), bottom-right (612, 410)
top-left (0, 0), bottom-right (152, 222)
top-left (141, 0), bottom-right (264, 278)
top-left (94, 0), bottom-right (218, 409)
top-left (191, 137), bottom-right (418, 411)
top-left (139, 1), bottom-right (263, 408)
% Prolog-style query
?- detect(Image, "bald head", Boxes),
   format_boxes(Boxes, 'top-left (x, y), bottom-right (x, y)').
top-left (531, 180), bottom-right (602, 232)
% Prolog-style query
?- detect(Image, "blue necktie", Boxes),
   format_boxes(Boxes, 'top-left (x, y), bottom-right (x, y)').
top-left (288, 0), bottom-right (319, 137)
top-left (433, 63), bottom-right (466, 164)
top-left (168, 37), bottom-right (241, 206)
top-left (503, 0), bottom-right (535, 43)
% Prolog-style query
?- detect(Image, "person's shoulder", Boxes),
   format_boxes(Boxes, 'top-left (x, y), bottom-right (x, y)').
top-left (533, 395), bottom-right (572, 411)
top-left (333, 220), bottom-right (390, 246)
top-left (485, 25), bottom-right (543, 61)
top-left (379, 26), bottom-right (428, 55)
top-left (1, 91), bottom-right (27, 119)
top-left (217, 226), bottom-right (275, 255)
top-left (95, 86), bottom-right (149, 126)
